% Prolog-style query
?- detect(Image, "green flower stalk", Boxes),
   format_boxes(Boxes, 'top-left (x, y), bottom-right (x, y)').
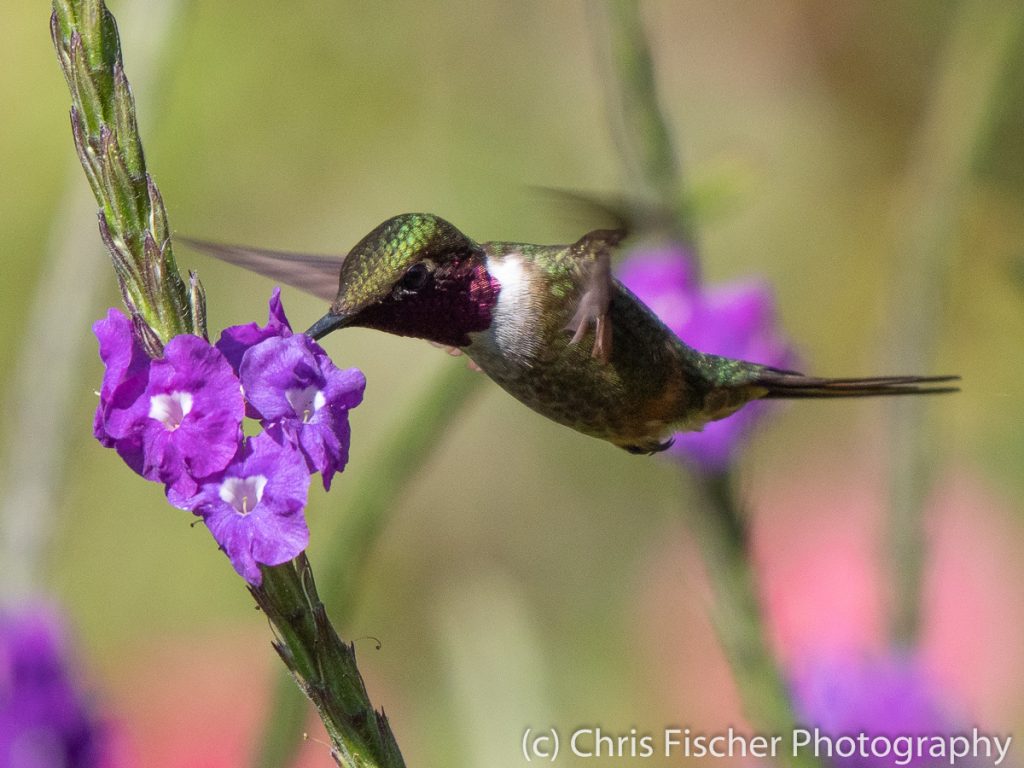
top-left (51, 0), bottom-right (198, 347)
top-left (591, 0), bottom-right (694, 243)
top-left (594, 2), bottom-right (815, 762)
top-left (691, 474), bottom-right (818, 768)
top-left (253, 363), bottom-right (484, 768)
top-left (51, 2), bottom-right (406, 766)
top-left (253, 556), bottom-right (405, 768)
top-left (884, 0), bottom-right (1024, 646)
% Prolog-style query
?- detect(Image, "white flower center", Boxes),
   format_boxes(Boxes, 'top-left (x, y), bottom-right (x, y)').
top-left (148, 391), bottom-right (194, 430)
top-left (219, 475), bottom-right (268, 515)
top-left (285, 385), bottom-right (325, 423)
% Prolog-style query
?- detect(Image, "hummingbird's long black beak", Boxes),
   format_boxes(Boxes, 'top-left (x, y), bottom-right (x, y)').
top-left (305, 311), bottom-right (353, 340)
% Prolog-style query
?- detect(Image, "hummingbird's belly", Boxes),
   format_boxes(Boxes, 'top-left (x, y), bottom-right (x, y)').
top-left (465, 322), bottom-right (708, 451)
top-left (461, 264), bottom-right (735, 452)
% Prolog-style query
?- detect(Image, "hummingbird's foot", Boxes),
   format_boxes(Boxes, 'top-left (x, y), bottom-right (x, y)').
top-left (429, 341), bottom-right (464, 357)
top-left (622, 437), bottom-right (675, 455)
top-left (565, 307), bottom-right (612, 363)
top-left (428, 341), bottom-right (484, 372)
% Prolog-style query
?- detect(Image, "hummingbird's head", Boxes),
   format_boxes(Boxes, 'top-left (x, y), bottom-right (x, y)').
top-left (306, 213), bottom-right (500, 347)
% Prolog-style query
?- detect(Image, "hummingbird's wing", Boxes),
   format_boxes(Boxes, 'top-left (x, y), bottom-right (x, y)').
top-left (177, 237), bottom-right (342, 303)
top-left (531, 187), bottom-right (632, 233)
top-left (534, 188), bottom-right (665, 365)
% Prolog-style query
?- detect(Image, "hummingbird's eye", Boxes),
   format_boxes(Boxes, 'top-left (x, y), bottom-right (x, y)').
top-left (400, 263), bottom-right (430, 292)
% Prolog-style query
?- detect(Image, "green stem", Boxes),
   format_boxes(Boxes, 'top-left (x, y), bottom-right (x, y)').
top-left (884, 0), bottom-right (1024, 646)
top-left (594, 2), bottom-right (812, 757)
top-left (322, 365), bottom-right (485, 595)
top-left (252, 556), bottom-right (406, 768)
top-left (593, 0), bottom-right (694, 244)
top-left (52, 2), bottom-right (406, 765)
top-left (1, 0), bottom-right (184, 608)
top-left (687, 473), bottom-right (819, 768)
top-left (253, 363), bottom-right (485, 768)
top-left (51, 0), bottom-right (196, 345)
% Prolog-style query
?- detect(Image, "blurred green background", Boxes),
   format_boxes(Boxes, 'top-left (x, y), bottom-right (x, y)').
top-left (3, 1), bottom-right (1023, 766)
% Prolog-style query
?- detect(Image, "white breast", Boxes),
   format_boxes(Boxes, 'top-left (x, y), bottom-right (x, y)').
top-left (486, 253), bottom-right (531, 350)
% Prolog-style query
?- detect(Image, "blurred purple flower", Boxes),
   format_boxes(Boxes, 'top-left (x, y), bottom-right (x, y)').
top-left (791, 652), bottom-right (952, 768)
top-left (214, 287), bottom-right (293, 375)
top-left (0, 605), bottom-right (111, 768)
top-left (618, 244), bottom-right (795, 471)
top-left (179, 432), bottom-right (311, 585)
top-left (104, 334), bottom-right (244, 499)
top-left (240, 335), bottom-right (365, 490)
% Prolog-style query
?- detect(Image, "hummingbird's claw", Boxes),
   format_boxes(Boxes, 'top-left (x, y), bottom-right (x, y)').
top-left (565, 305), bottom-right (613, 363)
top-left (428, 341), bottom-right (485, 372)
top-left (429, 341), bottom-right (464, 357)
top-left (565, 303), bottom-right (610, 352)
top-left (622, 436), bottom-right (675, 455)
top-left (591, 313), bottom-right (613, 363)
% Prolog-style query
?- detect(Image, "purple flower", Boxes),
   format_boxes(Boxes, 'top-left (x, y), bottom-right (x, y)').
top-left (215, 287), bottom-right (292, 375)
top-left (180, 432), bottom-right (311, 585)
top-left (105, 334), bottom-right (244, 498)
top-left (791, 653), bottom-right (954, 768)
top-left (92, 310), bottom-right (149, 461)
top-left (618, 244), bottom-right (795, 472)
top-left (240, 335), bottom-right (365, 489)
top-left (0, 604), bottom-right (112, 768)
top-left (91, 289), bottom-right (365, 584)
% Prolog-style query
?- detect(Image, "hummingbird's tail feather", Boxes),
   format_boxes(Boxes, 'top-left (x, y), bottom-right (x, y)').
top-left (754, 368), bottom-right (961, 398)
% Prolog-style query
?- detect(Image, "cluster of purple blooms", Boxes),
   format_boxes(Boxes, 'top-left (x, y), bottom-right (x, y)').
top-left (619, 244), bottom-right (796, 472)
top-left (791, 652), bottom-right (953, 768)
top-left (92, 289), bottom-right (365, 585)
top-left (0, 604), bottom-right (113, 768)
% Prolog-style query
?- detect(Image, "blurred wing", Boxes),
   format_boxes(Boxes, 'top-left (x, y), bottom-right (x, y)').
top-left (531, 186), bottom-right (631, 243)
top-left (177, 236), bottom-right (342, 303)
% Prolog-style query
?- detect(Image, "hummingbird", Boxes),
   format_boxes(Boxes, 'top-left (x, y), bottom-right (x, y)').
top-left (181, 213), bottom-right (958, 455)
